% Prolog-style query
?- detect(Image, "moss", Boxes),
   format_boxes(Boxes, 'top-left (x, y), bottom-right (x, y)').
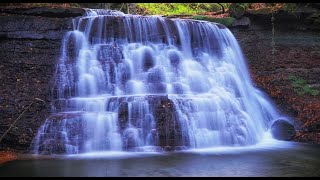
top-left (191, 15), bottom-right (235, 27)
top-left (288, 75), bottom-right (320, 96)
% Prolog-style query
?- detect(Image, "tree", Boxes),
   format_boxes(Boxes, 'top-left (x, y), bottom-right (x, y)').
top-left (217, 3), bottom-right (225, 14)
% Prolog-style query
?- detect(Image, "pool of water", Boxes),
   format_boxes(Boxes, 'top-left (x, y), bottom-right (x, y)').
top-left (1, 141), bottom-right (320, 177)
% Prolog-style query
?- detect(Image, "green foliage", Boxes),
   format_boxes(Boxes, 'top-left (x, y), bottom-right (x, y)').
top-left (69, 3), bottom-right (80, 8)
top-left (228, 3), bottom-right (249, 18)
top-left (288, 75), bottom-right (320, 96)
top-left (136, 3), bottom-right (226, 16)
top-left (191, 15), bottom-right (235, 26)
top-left (282, 3), bottom-right (298, 13)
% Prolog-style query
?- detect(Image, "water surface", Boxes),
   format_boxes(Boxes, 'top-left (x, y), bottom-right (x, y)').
top-left (1, 142), bottom-right (320, 177)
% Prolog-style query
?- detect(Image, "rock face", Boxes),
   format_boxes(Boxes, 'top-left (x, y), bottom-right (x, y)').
top-left (32, 95), bottom-right (183, 154)
top-left (271, 119), bottom-right (296, 141)
top-left (0, 7), bottom-right (85, 18)
top-left (0, 7), bottom-right (84, 152)
top-left (231, 10), bottom-right (320, 144)
top-left (232, 16), bottom-right (250, 28)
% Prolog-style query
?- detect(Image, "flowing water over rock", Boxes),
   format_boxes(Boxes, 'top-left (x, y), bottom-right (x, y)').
top-left (32, 9), bottom-right (287, 154)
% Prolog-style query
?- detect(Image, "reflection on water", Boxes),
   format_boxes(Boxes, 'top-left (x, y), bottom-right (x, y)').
top-left (1, 142), bottom-right (320, 177)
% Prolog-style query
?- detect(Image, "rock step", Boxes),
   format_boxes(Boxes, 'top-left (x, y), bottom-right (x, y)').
top-left (53, 94), bottom-right (174, 111)
top-left (0, 7), bottom-right (85, 18)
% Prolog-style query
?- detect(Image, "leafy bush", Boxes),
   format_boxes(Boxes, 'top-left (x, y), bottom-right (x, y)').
top-left (136, 3), bottom-right (225, 16)
top-left (228, 3), bottom-right (249, 18)
top-left (288, 75), bottom-right (320, 96)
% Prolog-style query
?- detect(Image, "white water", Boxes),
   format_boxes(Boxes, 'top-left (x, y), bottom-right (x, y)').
top-left (33, 9), bottom-right (287, 154)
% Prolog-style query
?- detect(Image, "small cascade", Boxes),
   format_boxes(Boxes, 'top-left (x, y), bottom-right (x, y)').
top-left (32, 9), bottom-right (285, 154)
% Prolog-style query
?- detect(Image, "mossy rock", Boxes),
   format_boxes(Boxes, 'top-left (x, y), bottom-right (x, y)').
top-left (191, 15), bottom-right (235, 27)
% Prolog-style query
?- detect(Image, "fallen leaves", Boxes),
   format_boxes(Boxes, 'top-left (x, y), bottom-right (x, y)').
top-left (0, 150), bottom-right (17, 165)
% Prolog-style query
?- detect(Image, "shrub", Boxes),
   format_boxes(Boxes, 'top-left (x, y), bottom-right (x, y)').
top-left (228, 3), bottom-right (249, 19)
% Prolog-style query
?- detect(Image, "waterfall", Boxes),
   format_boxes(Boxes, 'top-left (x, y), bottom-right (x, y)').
top-left (32, 9), bottom-right (284, 154)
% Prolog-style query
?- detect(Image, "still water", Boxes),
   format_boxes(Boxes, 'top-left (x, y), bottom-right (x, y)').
top-left (1, 141), bottom-right (320, 177)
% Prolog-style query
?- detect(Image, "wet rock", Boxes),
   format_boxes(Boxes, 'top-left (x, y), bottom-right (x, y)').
top-left (142, 48), bottom-right (155, 71)
top-left (271, 119), bottom-right (296, 141)
top-left (32, 115), bottom-right (85, 154)
top-left (118, 101), bottom-right (129, 130)
top-left (167, 50), bottom-right (181, 67)
top-left (147, 67), bottom-right (166, 83)
top-left (122, 128), bottom-right (140, 150)
top-left (97, 44), bottom-right (123, 63)
top-left (120, 61), bottom-right (132, 84)
top-left (172, 82), bottom-right (184, 94)
top-left (232, 16), bottom-right (251, 28)
top-left (150, 82), bottom-right (167, 94)
top-left (47, 112), bottom-right (83, 121)
top-left (174, 146), bottom-right (188, 151)
top-left (163, 146), bottom-right (173, 152)
top-left (216, 23), bottom-right (227, 29)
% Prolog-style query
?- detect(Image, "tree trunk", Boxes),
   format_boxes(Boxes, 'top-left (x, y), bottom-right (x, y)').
top-left (218, 3), bottom-right (225, 14)
top-left (127, 3), bottom-right (130, 14)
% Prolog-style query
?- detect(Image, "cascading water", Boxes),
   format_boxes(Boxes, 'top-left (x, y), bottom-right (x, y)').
top-left (32, 9), bottom-right (286, 154)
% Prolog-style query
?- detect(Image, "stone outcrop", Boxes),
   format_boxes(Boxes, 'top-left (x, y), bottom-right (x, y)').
top-left (0, 7), bottom-right (84, 152)
top-left (231, 10), bottom-right (320, 144)
top-left (32, 95), bottom-right (184, 154)
top-left (0, 7), bottom-right (85, 18)
top-left (231, 16), bottom-right (250, 28)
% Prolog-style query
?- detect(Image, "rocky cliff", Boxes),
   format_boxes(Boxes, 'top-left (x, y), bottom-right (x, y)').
top-left (0, 7), bottom-right (84, 151)
top-left (0, 7), bottom-right (319, 152)
top-left (232, 10), bottom-right (320, 143)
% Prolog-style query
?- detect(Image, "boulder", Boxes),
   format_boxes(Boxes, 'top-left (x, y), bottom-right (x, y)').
top-left (142, 48), bottom-right (155, 71)
top-left (232, 16), bottom-right (251, 28)
top-left (271, 119), bottom-right (296, 141)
